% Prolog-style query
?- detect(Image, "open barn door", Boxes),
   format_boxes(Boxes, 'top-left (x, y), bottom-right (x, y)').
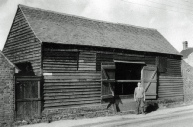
top-left (142, 65), bottom-right (157, 99)
top-left (101, 62), bottom-right (115, 101)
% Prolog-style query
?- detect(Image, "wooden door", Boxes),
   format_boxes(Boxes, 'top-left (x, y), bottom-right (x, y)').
top-left (101, 62), bottom-right (115, 101)
top-left (141, 65), bottom-right (157, 99)
top-left (15, 76), bottom-right (42, 120)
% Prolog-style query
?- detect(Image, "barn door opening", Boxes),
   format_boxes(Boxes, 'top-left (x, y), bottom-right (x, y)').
top-left (101, 61), bottom-right (145, 99)
top-left (15, 76), bottom-right (42, 120)
top-left (115, 61), bottom-right (144, 98)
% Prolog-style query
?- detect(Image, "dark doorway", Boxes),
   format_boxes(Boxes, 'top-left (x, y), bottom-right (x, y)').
top-left (15, 62), bottom-right (35, 76)
top-left (115, 62), bottom-right (144, 96)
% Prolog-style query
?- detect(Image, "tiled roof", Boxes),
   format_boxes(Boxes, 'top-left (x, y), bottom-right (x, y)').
top-left (19, 5), bottom-right (180, 55)
top-left (180, 48), bottom-right (193, 58)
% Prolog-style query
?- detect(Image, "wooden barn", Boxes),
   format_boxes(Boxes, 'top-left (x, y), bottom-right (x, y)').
top-left (3, 5), bottom-right (183, 120)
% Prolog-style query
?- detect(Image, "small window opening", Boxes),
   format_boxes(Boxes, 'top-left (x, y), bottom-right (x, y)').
top-left (15, 62), bottom-right (35, 76)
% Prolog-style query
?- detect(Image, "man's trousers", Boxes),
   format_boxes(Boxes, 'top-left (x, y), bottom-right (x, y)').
top-left (136, 98), bottom-right (145, 114)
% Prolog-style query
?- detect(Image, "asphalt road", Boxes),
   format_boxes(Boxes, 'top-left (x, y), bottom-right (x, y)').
top-left (23, 105), bottom-right (193, 127)
top-left (102, 109), bottom-right (193, 127)
top-left (74, 105), bottom-right (193, 127)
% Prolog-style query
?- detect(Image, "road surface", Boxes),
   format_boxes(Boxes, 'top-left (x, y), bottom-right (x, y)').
top-left (86, 107), bottom-right (193, 127)
top-left (74, 105), bottom-right (193, 127)
top-left (23, 104), bottom-right (193, 127)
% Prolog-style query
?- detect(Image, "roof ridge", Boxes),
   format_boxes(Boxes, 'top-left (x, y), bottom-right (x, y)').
top-left (18, 4), bottom-right (42, 43)
top-left (18, 4), bottom-right (157, 31)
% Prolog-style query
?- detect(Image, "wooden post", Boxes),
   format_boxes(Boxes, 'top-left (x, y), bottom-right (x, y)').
top-left (38, 81), bottom-right (41, 116)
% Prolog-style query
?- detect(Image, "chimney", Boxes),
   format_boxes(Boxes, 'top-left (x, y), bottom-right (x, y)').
top-left (183, 41), bottom-right (188, 50)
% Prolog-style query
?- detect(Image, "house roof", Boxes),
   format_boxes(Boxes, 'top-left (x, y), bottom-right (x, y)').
top-left (180, 48), bottom-right (193, 58)
top-left (19, 5), bottom-right (180, 55)
top-left (0, 50), bottom-right (20, 72)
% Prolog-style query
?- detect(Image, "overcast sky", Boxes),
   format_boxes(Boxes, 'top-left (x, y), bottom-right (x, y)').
top-left (0, 0), bottom-right (193, 52)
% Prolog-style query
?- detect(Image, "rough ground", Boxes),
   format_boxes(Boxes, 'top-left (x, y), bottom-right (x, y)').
top-left (19, 103), bottom-right (193, 127)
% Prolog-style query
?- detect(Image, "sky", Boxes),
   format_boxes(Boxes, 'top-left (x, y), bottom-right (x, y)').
top-left (0, 0), bottom-right (193, 52)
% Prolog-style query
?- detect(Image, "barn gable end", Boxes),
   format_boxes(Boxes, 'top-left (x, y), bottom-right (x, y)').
top-left (3, 7), bottom-right (42, 76)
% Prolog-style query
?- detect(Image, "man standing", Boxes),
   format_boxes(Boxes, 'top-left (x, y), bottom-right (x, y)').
top-left (134, 82), bottom-right (145, 115)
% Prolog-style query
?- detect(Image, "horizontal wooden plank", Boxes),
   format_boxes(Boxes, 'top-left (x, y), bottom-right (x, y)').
top-left (43, 68), bottom-right (77, 71)
top-left (159, 82), bottom-right (183, 84)
top-left (159, 79), bottom-right (183, 81)
top-left (80, 51), bottom-right (96, 54)
top-left (159, 83), bottom-right (183, 85)
top-left (44, 75), bottom-right (100, 80)
top-left (43, 65), bottom-right (78, 68)
top-left (9, 23), bottom-right (29, 33)
top-left (44, 82), bottom-right (100, 86)
top-left (159, 83), bottom-right (183, 87)
top-left (43, 63), bottom-right (77, 66)
top-left (44, 94), bottom-right (100, 100)
top-left (79, 65), bottom-right (96, 68)
top-left (44, 72), bottom-right (100, 76)
top-left (44, 100), bottom-right (100, 108)
top-left (44, 88), bottom-right (100, 93)
top-left (78, 68), bottom-right (96, 71)
top-left (159, 76), bottom-right (183, 79)
top-left (44, 79), bottom-right (100, 83)
top-left (43, 59), bottom-right (77, 62)
top-left (158, 85), bottom-right (183, 88)
top-left (158, 97), bottom-right (183, 100)
top-left (44, 91), bottom-right (101, 96)
top-left (43, 56), bottom-right (78, 60)
top-left (44, 97), bottom-right (100, 104)
top-left (5, 41), bottom-right (39, 50)
top-left (4, 48), bottom-right (41, 57)
top-left (158, 92), bottom-right (184, 96)
top-left (44, 85), bottom-right (101, 90)
top-left (158, 89), bottom-right (183, 93)
top-left (43, 48), bottom-right (79, 51)
top-left (43, 70), bottom-right (100, 73)
top-left (43, 70), bottom-right (99, 73)
top-left (158, 94), bottom-right (184, 98)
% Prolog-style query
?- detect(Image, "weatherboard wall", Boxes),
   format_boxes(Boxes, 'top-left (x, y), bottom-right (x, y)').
top-left (42, 43), bottom-right (183, 110)
top-left (42, 44), bottom-right (101, 109)
top-left (3, 7), bottom-right (41, 76)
